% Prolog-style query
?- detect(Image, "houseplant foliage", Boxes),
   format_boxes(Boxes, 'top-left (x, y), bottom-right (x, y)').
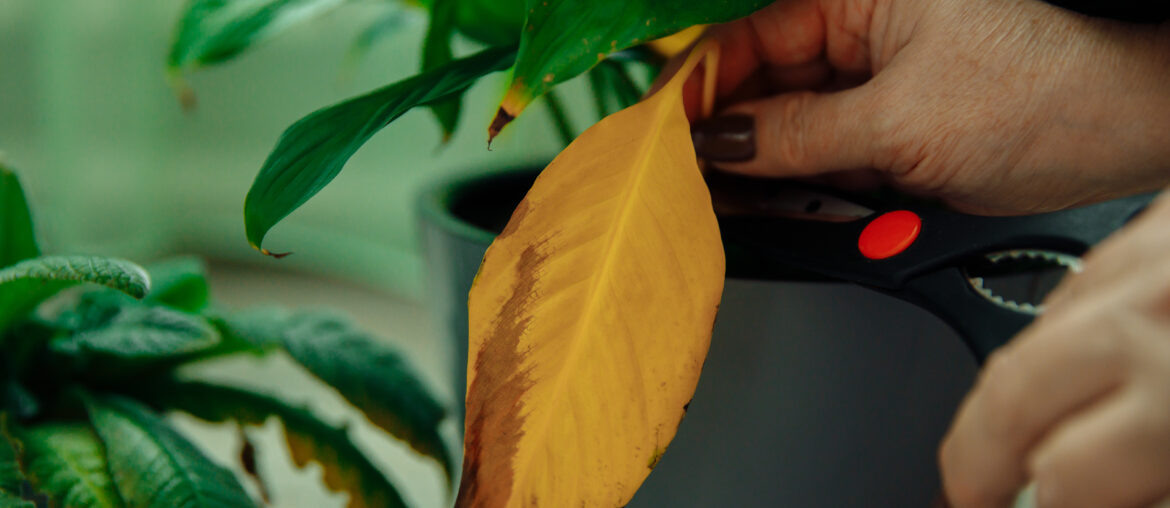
top-left (166, 0), bottom-right (767, 255)
top-left (0, 165), bottom-right (452, 507)
top-left (170, 1), bottom-right (768, 505)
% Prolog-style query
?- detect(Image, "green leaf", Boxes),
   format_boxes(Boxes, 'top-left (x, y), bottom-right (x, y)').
top-left (0, 420), bottom-right (27, 499)
top-left (169, 0), bottom-right (346, 72)
top-left (0, 256), bottom-right (150, 333)
top-left (244, 44), bottom-right (516, 254)
top-left (136, 380), bottom-right (409, 508)
top-left (489, 0), bottom-right (769, 138)
top-left (13, 423), bottom-right (124, 508)
top-left (144, 257), bottom-right (210, 313)
top-left (454, 0), bottom-right (525, 46)
top-left (422, 0), bottom-right (463, 141)
top-left (218, 309), bottom-right (454, 481)
top-left (85, 395), bottom-right (258, 508)
top-left (0, 167), bottom-right (39, 269)
top-left (54, 305), bottom-right (220, 361)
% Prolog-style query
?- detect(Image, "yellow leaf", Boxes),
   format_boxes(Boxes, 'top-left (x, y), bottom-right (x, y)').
top-left (459, 41), bottom-right (724, 507)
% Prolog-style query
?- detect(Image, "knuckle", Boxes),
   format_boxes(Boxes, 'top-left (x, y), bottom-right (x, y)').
top-left (770, 91), bottom-right (817, 168)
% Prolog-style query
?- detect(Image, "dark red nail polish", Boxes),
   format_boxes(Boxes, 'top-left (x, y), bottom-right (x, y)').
top-left (691, 114), bottom-right (755, 162)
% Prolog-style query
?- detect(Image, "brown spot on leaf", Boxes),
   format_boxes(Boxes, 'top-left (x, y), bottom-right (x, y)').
top-left (457, 245), bottom-right (547, 507)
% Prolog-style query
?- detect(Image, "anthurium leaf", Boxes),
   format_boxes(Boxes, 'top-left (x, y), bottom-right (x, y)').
top-left (454, 0), bottom-right (524, 46)
top-left (488, 0), bottom-right (767, 139)
top-left (13, 423), bottom-right (124, 508)
top-left (422, 0), bottom-right (462, 141)
top-left (168, 0), bottom-right (346, 72)
top-left (54, 305), bottom-right (220, 361)
top-left (144, 257), bottom-right (210, 313)
top-left (0, 167), bottom-right (39, 269)
top-left (0, 256), bottom-right (150, 333)
top-left (85, 395), bottom-right (258, 508)
top-left (136, 379), bottom-right (409, 508)
top-left (459, 42), bottom-right (725, 507)
top-left (244, 44), bottom-right (517, 254)
top-left (216, 309), bottom-right (453, 482)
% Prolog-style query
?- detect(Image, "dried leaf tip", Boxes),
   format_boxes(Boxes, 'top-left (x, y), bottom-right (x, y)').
top-left (258, 247), bottom-right (292, 259)
top-left (487, 108), bottom-right (516, 147)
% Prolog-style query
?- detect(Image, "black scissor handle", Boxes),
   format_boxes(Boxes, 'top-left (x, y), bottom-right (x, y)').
top-left (718, 189), bottom-right (1156, 362)
top-left (719, 193), bottom-right (1153, 290)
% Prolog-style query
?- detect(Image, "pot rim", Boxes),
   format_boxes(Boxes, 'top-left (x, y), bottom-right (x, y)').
top-left (417, 166), bottom-right (835, 282)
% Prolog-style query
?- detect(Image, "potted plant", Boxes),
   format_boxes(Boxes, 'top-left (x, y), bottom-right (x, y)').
top-left (165, 1), bottom-right (980, 506)
top-left (0, 164), bottom-right (452, 507)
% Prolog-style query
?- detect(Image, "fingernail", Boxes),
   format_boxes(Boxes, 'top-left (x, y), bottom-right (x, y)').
top-left (691, 114), bottom-right (755, 162)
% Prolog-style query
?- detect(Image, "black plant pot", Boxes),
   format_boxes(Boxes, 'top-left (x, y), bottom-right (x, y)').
top-left (418, 168), bottom-right (978, 507)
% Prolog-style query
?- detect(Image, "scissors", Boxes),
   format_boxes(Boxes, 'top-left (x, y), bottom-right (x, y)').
top-left (710, 173), bottom-right (1155, 362)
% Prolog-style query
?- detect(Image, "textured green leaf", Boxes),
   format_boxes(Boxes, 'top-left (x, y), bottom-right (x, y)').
top-left (244, 44), bottom-right (516, 253)
top-left (489, 0), bottom-right (768, 138)
top-left (0, 420), bottom-right (26, 499)
top-left (144, 257), bottom-right (210, 313)
top-left (169, 0), bottom-right (346, 72)
top-left (422, 0), bottom-right (462, 141)
top-left (137, 380), bottom-right (408, 508)
top-left (14, 423), bottom-right (124, 508)
top-left (0, 167), bottom-right (39, 269)
top-left (218, 309), bottom-right (453, 481)
top-left (453, 0), bottom-right (525, 46)
top-left (54, 305), bottom-right (220, 361)
top-left (0, 256), bottom-right (150, 333)
top-left (85, 395), bottom-right (257, 508)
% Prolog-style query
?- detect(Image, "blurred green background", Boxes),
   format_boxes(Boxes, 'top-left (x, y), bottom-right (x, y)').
top-left (0, 0), bottom-right (577, 299)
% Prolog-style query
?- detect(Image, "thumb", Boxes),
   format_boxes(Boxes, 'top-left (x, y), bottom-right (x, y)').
top-left (691, 86), bottom-right (883, 178)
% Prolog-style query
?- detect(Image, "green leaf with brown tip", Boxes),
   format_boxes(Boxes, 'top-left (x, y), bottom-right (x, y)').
top-left (135, 379), bottom-right (409, 508)
top-left (0, 167), bottom-right (39, 269)
top-left (216, 309), bottom-right (455, 483)
top-left (490, 0), bottom-right (769, 139)
top-left (244, 44), bottom-right (516, 253)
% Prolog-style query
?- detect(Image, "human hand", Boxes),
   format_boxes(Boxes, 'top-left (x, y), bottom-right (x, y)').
top-left (685, 0), bottom-right (1170, 214)
top-left (938, 189), bottom-right (1170, 508)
